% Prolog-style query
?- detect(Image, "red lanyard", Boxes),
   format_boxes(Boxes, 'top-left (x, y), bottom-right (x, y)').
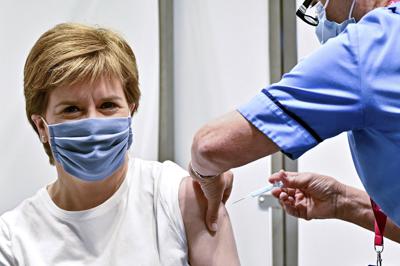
top-left (370, 199), bottom-right (387, 266)
top-left (371, 199), bottom-right (387, 247)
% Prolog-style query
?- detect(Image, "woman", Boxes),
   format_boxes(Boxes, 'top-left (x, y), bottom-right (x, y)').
top-left (0, 23), bottom-right (239, 266)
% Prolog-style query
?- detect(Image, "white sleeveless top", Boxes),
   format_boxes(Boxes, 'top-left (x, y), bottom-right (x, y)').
top-left (0, 158), bottom-right (189, 266)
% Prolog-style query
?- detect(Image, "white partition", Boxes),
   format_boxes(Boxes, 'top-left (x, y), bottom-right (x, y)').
top-left (296, 1), bottom-right (400, 264)
top-left (0, 0), bottom-right (159, 214)
top-left (173, 1), bottom-right (273, 264)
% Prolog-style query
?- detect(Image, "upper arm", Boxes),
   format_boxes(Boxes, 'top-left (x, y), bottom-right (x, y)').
top-left (179, 177), bottom-right (240, 266)
top-left (237, 24), bottom-right (363, 160)
top-left (0, 218), bottom-right (15, 266)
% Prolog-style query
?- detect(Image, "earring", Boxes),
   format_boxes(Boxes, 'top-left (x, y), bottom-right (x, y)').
top-left (41, 135), bottom-right (46, 143)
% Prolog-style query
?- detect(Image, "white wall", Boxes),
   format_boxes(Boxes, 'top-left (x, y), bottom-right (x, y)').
top-left (2, 1), bottom-right (399, 265)
top-left (296, 2), bottom-right (400, 264)
top-left (173, 1), bottom-right (400, 264)
top-left (0, 0), bottom-right (159, 214)
top-left (173, 1), bottom-right (273, 264)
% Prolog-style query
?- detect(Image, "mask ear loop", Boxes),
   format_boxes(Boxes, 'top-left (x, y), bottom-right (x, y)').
top-left (348, 0), bottom-right (356, 19)
top-left (40, 116), bottom-right (48, 127)
top-left (126, 111), bottom-right (133, 159)
top-left (321, 0), bottom-right (331, 43)
top-left (40, 116), bottom-right (51, 145)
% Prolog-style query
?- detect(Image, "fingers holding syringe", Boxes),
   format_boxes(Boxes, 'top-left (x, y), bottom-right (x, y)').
top-left (268, 169), bottom-right (286, 183)
top-left (268, 170), bottom-right (299, 186)
top-left (269, 170), bottom-right (297, 202)
top-left (268, 171), bottom-right (311, 219)
top-left (271, 188), bottom-right (308, 219)
top-left (271, 187), bottom-right (296, 204)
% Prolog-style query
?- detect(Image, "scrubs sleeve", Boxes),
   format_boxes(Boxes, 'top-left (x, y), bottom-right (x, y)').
top-left (0, 218), bottom-right (15, 266)
top-left (238, 24), bottom-right (363, 159)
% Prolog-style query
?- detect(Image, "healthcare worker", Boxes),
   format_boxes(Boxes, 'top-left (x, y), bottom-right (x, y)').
top-left (189, 0), bottom-right (400, 262)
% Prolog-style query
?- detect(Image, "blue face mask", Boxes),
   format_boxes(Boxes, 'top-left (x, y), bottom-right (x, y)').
top-left (43, 116), bottom-right (133, 181)
top-left (315, 0), bottom-right (356, 44)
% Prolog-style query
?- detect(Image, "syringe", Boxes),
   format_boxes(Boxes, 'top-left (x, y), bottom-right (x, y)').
top-left (232, 181), bottom-right (284, 204)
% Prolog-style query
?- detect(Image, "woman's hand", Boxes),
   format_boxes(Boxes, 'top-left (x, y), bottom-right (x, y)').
top-left (268, 170), bottom-right (346, 220)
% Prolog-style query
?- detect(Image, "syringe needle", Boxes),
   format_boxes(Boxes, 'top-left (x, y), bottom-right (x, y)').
top-left (231, 181), bottom-right (283, 205)
top-left (232, 196), bottom-right (248, 205)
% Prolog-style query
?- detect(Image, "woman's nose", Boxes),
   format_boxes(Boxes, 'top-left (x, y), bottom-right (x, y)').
top-left (86, 108), bottom-right (104, 119)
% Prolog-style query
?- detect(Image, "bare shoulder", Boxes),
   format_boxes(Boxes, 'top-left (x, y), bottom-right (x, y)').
top-left (178, 177), bottom-right (240, 266)
top-left (179, 177), bottom-right (212, 219)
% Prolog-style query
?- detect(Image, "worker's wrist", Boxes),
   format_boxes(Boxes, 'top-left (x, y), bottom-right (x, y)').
top-left (335, 184), bottom-right (371, 222)
top-left (188, 161), bottom-right (220, 182)
top-left (334, 182), bottom-right (348, 220)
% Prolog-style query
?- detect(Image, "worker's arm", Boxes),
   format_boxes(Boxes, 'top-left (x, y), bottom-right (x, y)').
top-left (190, 23), bottom-right (363, 231)
top-left (337, 185), bottom-right (400, 243)
top-left (179, 176), bottom-right (240, 266)
top-left (189, 111), bottom-right (279, 232)
top-left (191, 110), bottom-right (279, 176)
top-left (269, 171), bottom-right (400, 243)
top-left (190, 20), bottom-right (364, 177)
top-left (189, 110), bottom-right (279, 232)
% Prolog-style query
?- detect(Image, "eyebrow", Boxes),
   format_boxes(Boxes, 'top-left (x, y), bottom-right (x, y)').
top-left (54, 96), bottom-right (124, 109)
top-left (55, 101), bottom-right (79, 109)
top-left (101, 96), bottom-right (124, 102)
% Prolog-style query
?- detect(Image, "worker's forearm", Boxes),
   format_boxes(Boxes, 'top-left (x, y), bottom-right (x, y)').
top-left (191, 126), bottom-right (235, 176)
top-left (336, 185), bottom-right (400, 243)
top-left (191, 111), bottom-right (279, 176)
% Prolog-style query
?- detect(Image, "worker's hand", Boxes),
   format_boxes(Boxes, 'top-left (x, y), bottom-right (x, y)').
top-left (189, 167), bottom-right (233, 233)
top-left (268, 170), bottom-right (346, 220)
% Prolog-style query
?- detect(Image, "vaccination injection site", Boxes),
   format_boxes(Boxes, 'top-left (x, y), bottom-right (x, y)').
top-left (2, 0), bottom-right (400, 265)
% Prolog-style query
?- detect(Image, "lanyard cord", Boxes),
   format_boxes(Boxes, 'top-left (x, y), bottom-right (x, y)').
top-left (370, 199), bottom-right (387, 248)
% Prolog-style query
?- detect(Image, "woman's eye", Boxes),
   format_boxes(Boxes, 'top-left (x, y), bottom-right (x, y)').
top-left (63, 106), bottom-right (79, 113)
top-left (101, 102), bottom-right (117, 109)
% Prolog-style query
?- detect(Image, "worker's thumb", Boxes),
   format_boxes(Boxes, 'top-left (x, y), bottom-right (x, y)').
top-left (206, 199), bottom-right (220, 232)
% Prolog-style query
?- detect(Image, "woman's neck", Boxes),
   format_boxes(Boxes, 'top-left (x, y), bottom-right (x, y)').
top-left (47, 157), bottom-right (129, 211)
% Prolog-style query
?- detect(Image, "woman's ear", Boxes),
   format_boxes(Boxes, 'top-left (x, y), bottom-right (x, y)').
top-left (129, 103), bottom-right (136, 116)
top-left (31, 114), bottom-right (48, 143)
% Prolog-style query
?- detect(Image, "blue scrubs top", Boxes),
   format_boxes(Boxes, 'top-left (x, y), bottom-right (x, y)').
top-left (238, 3), bottom-right (400, 226)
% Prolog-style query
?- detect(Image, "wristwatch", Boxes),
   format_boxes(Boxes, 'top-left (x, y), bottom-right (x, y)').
top-left (189, 162), bottom-right (219, 180)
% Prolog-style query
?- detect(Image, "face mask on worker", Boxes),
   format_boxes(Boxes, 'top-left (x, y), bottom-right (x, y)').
top-left (315, 0), bottom-right (356, 44)
top-left (42, 115), bottom-right (133, 181)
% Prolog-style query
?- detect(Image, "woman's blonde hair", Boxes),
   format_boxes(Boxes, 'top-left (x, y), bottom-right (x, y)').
top-left (24, 23), bottom-right (141, 165)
